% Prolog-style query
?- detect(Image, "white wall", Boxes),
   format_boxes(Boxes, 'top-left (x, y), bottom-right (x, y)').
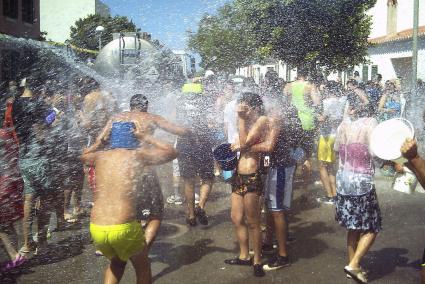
top-left (40, 0), bottom-right (110, 43)
top-left (366, 36), bottom-right (425, 84)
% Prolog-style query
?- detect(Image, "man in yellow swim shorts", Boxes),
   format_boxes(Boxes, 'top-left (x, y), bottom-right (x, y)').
top-left (81, 122), bottom-right (177, 284)
top-left (316, 81), bottom-right (346, 205)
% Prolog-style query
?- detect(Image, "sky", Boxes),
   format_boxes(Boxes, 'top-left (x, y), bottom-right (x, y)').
top-left (102, 0), bottom-right (228, 51)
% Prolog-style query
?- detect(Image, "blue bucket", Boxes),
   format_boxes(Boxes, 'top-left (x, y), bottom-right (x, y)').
top-left (213, 143), bottom-right (237, 171)
top-left (110, 122), bottom-right (140, 149)
top-left (222, 170), bottom-right (234, 181)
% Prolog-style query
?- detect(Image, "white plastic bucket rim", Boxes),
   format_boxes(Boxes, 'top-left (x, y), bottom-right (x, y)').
top-left (371, 118), bottom-right (414, 162)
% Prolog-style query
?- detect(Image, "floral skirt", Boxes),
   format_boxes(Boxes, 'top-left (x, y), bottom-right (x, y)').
top-left (335, 189), bottom-right (382, 233)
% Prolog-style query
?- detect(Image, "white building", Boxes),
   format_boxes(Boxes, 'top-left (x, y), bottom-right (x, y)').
top-left (236, 59), bottom-right (297, 85)
top-left (237, 0), bottom-right (424, 87)
top-left (355, 0), bottom-right (425, 88)
top-left (40, 0), bottom-right (110, 43)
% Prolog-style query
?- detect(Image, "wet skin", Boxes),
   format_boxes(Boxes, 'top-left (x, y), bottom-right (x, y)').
top-left (81, 134), bottom-right (177, 226)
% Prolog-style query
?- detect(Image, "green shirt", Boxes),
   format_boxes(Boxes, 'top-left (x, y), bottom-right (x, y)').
top-left (291, 81), bottom-right (315, 131)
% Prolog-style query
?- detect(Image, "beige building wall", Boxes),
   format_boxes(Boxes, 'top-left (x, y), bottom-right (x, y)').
top-left (40, 0), bottom-right (110, 43)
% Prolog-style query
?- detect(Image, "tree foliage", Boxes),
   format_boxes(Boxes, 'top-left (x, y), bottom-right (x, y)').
top-left (187, 4), bottom-right (256, 73)
top-left (189, 0), bottom-right (377, 73)
top-left (69, 14), bottom-right (136, 51)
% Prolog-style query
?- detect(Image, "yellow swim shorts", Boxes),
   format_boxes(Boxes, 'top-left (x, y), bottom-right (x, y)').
top-left (90, 221), bottom-right (145, 261)
top-left (317, 135), bottom-right (336, 163)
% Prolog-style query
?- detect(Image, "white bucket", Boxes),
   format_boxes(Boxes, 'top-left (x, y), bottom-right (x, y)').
top-left (370, 118), bottom-right (414, 163)
top-left (392, 167), bottom-right (418, 194)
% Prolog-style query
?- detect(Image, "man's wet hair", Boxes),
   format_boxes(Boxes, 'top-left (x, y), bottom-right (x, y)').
top-left (238, 92), bottom-right (265, 115)
top-left (297, 69), bottom-right (308, 79)
top-left (130, 94), bottom-right (149, 112)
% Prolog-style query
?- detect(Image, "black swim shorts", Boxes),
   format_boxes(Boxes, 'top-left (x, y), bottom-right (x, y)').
top-left (231, 173), bottom-right (263, 196)
top-left (176, 135), bottom-right (214, 180)
top-left (137, 171), bottom-right (164, 221)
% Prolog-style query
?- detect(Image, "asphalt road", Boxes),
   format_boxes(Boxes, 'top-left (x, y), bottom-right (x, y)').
top-left (1, 169), bottom-right (424, 284)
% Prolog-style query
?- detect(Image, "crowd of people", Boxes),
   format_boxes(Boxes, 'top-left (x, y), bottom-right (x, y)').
top-left (0, 68), bottom-right (424, 284)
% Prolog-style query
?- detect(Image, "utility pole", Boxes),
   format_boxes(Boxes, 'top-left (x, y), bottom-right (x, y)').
top-left (412, 0), bottom-right (419, 88)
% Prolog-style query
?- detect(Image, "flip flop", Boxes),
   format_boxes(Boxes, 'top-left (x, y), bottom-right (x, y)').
top-left (344, 265), bottom-right (368, 283)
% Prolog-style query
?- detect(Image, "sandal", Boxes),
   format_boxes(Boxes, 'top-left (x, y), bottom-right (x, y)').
top-left (344, 265), bottom-right (368, 283)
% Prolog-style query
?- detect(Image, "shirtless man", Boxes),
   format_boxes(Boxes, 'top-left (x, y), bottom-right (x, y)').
top-left (81, 123), bottom-right (177, 284)
top-left (283, 70), bottom-right (320, 186)
top-left (93, 94), bottom-right (188, 283)
top-left (226, 92), bottom-right (269, 277)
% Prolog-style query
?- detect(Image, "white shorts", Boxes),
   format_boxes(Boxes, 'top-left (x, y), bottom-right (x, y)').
top-left (264, 166), bottom-right (296, 211)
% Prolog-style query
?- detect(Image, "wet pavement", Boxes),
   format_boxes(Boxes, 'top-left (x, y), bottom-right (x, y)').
top-left (1, 169), bottom-right (424, 284)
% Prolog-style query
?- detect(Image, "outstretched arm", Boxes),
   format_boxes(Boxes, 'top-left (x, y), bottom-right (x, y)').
top-left (137, 135), bottom-right (178, 166)
top-left (154, 115), bottom-right (190, 136)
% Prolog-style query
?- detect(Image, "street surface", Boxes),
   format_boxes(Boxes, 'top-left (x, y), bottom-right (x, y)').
top-left (1, 165), bottom-right (424, 284)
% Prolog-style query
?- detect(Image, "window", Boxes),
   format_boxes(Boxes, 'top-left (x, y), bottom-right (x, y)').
top-left (371, 65), bottom-right (378, 79)
top-left (22, 0), bottom-right (34, 24)
top-left (1, 50), bottom-right (20, 82)
top-left (362, 65), bottom-right (369, 81)
top-left (3, 0), bottom-right (18, 19)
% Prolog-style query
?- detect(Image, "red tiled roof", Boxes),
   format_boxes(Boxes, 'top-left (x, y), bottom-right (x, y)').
top-left (369, 25), bottom-right (425, 44)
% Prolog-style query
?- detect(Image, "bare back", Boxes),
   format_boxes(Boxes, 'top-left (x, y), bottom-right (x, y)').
top-left (90, 149), bottom-right (146, 225)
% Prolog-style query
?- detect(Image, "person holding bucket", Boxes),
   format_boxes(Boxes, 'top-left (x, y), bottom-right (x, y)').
top-left (224, 92), bottom-right (268, 277)
top-left (400, 138), bottom-right (425, 284)
top-left (334, 102), bottom-right (382, 283)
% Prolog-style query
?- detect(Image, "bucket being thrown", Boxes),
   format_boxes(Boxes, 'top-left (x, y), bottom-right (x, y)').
top-left (213, 143), bottom-right (238, 171)
top-left (370, 118), bottom-right (414, 163)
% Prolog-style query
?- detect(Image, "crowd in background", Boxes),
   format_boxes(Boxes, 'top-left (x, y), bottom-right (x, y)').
top-left (0, 68), bottom-right (424, 283)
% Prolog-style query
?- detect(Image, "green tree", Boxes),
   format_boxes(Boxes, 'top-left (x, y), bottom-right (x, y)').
top-left (69, 14), bottom-right (136, 51)
top-left (188, 4), bottom-right (256, 73)
top-left (191, 0), bottom-right (376, 73)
